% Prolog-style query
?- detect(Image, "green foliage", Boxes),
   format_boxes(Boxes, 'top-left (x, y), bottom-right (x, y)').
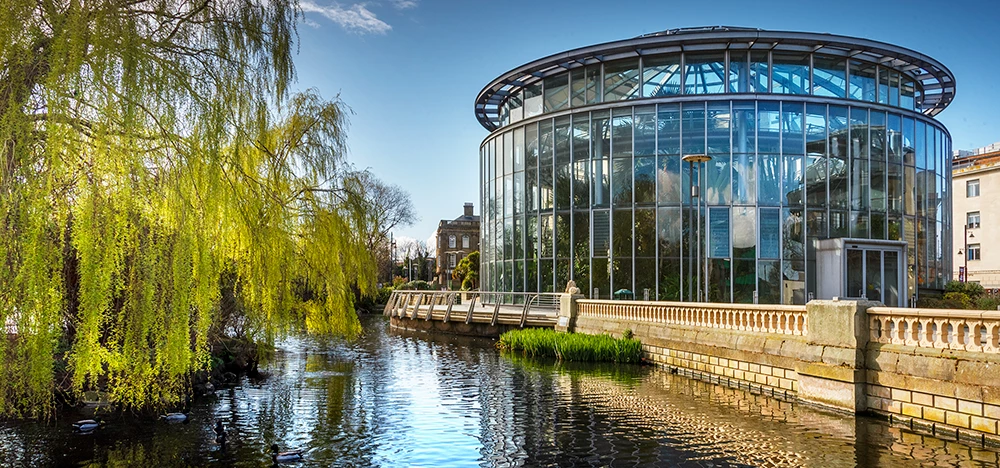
top-left (942, 292), bottom-right (973, 309)
top-left (451, 251), bottom-right (480, 290)
top-left (396, 280), bottom-right (434, 291)
top-left (945, 280), bottom-right (985, 298)
top-left (976, 296), bottom-right (1000, 311)
top-left (0, 0), bottom-right (376, 417)
top-left (497, 329), bottom-right (642, 363)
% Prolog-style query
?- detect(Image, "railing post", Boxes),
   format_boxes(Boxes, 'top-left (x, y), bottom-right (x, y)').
top-left (490, 300), bottom-right (501, 326)
top-left (412, 293), bottom-right (424, 320)
top-left (556, 290), bottom-right (584, 333)
top-left (399, 292), bottom-right (411, 318)
top-left (465, 293), bottom-right (478, 324)
top-left (519, 294), bottom-right (535, 328)
top-left (383, 292), bottom-right (396, 316)
top-left (444, 293), bottom-right (455, 323)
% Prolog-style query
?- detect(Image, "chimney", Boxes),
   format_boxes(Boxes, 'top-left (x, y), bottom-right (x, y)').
top-left (464, 202), bottom-right (474, 217)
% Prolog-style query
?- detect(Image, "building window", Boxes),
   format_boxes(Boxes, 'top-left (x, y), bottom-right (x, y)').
top-left (968, 212), bottom-right (981, 229)
top-left (969, 244), bottom-right (981, 261)
top-left (449, 254), bottom-right (457, 268)
top-left (449, 235), bottom-right (456, 248)
top-left (462, 235), bottom-right (470, 249)
top-left (968, 179), bottom-right (981, 197)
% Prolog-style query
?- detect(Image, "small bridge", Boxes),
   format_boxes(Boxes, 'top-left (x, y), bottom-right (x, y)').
top-left (383, 290), bottom-right (561, 334)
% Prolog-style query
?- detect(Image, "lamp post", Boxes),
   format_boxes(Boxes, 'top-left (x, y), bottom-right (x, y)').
top-left (682, 154), bottom-right (712, 302)
top-left (957, 225), bottom-right (975, 282)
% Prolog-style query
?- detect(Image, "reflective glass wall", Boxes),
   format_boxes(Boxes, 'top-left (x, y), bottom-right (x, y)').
top-left (495, 50), bottom-right (924, 129)
top-left (480, 99), bottom-right (951, 304)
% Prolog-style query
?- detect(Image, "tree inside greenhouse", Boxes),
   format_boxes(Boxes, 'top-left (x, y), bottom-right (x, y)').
top-left (0, 0), bottom-right (376, 417)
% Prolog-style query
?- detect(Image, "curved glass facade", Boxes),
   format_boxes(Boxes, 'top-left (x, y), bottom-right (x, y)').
top-left (477, 29), bottom-right (954, 305)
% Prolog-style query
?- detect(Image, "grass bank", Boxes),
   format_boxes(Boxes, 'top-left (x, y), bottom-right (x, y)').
top-left (497, 328), bottom-right (642, 363)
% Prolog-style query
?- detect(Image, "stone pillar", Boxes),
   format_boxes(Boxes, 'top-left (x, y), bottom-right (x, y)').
top-left (556, 293), bottom-right (583, 333)
top-left (795, 299), bottom-right (877, 413)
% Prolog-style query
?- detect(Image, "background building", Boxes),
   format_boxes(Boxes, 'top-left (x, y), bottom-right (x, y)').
top-left (952, 144), bottom-right (1000, 289)
top-left (436, 203), bottom-right (480, 288)
top-left (476, 26), bottom-right (955, 305)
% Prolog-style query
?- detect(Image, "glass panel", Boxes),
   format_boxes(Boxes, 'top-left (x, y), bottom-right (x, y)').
top-left (612, 112), bottom-right (633, 158)
top-left (707, 102), bottom-right (731, 155)
top-left (709, 258), bottom-right (732, 303)
top-left (733, 101), bottom-right (755, 154)
top-left (787, 209), bottom-right (806, 261)
top-left (635, 157), bottom-right (656, 205)
top-left (850, 108), bottom-right (869, 159)
top-left (851, 159), bottom-right (869, 210)
top-left (642, 55), bottom-right (682, 97)
top-left (733, 206), bottom-right (757, 261)
top-left (772, 51), bottom-right (810, 95)
top-left (812, 54), bottom-right (846, 98)
top-left (612, 159), bottom-right (632, 206)
top-left (657, 103), bottom-right (681, 155)
top-left (540, 214), bottom-right (553, 258)
top-left (572, 114), bottom-right (590, 162)
top-left (728, 51), bottom-right (749, 93)
top-left (573, 160), bottom-right (589, 208)
top-left (783, 154), bottom-right (804, 205)
top-left (847, 249), bottom-right (864, 298)
top-left (758, 260), bottom-right (781, 304)
top-left (635, 208), bottom-right (655, 257)
top-left (888, 162), bottom-right (902, 214)
top-left (829, 106), bottom-right (849, 210)
top-left (850, 211), bottom-right (869, 238)
top-left (604, 58), bottom-right (640, 101)
top-left (758, 155), bottom-right (780, 205)
top-left (705, 154), bottom-right (731, 205)
top-left (915, 120), bottom-right (927, 170)
top-left (612, 208), bottom-right (632, 258)
top-left (658, 257), bottom-right (681, 301)
top-left (658, 206), bottom-right (682, 258)
top-left (830, 210), bottom-right (849, 238)
top-left (592, 211), bottom-right (609, 257)
top-left (682, 102), bottom-right (706, 155)
top-left (888, 114), bottom-right (902, 163)
top-left (902, 117), bottom-right (915, 166)
top-left (783, 260), bottom-right (806, 305)
top-left (573, 211), bottom-right (589, 293)
top-left (849, 60), bottom-right (877, 102)
top-left (508, 90), bottom-right (523, 123)
top-left (683, 52), bottom-right (726, 94)
top-left (513, 127), bottom-right (525, 172)
top-left (709, 206), bottom-right (730, 258)
top-left (878, 67), bottom-right (889, 105)
top-left (866, 250), bottom-right (882, 301)
top-left (759, 208), bottom-right (781, 259)
top-left (781, 101), bottom-right (804, 155)
top-left (657, 154), bottom-right (681, 205)
top-left (635, 257), bottom-right (656, 300)
top-left (900, 76), bottom-right (915, 111)
top-left (592, 159), bottom-right (609, 208)
top-left (734, 259), bottom-right (756, 303)
top-left (570, 68), bottom-right (585, 108)
top-left (513, 171), bottom-right (523, 215)
top-left (751, 51), bottom-right (769, 93)
top-left (634, 109), bottom-right (656, 157)
top-left (758, 101), bottom-right (780, 153)
top-left (805, 104), bottom-right (827, 207)
top-left (733, 154), bottom-right (756, 204)
top-left (526, 214), bottom-right (538, 260)
top-left (524, 83), bottom-right (542, 118)
top-left (884, 250), bottom-right (899, 306)
top-left (543, 74), bottom-right (569, 112)
top-left (571, 65), bottom-right (601, 107)
top-left (540, 258), bottom-right (553, 292)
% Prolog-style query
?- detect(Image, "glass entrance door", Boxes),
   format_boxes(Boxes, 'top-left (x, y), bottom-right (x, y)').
top-left (846, 248), bottom-right (901, 306)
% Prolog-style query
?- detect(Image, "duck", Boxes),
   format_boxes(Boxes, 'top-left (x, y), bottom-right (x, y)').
top-left (72, 418), bottom-right (103, 432)
top-left (214, 421), bottom-right (226, 444)
top-left (270, 444), bottom-right (304, 463)
top-left (159, 412), bottom-right (188, 423)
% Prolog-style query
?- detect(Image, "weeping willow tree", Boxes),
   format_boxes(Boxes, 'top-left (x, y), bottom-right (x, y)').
top-left (0, 0), bottom-right (375, 418)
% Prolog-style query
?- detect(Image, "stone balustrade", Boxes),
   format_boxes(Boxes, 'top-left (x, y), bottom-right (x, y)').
top-left (576, 300), bottom-right (808, 336)
top-left (868, 307), bottom-right (1000, 353)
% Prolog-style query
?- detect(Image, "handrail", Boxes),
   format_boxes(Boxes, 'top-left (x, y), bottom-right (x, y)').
top-left (868, 306), bottom-right (1000, 353)
top-left (576, 299), bottom-right (807, 336)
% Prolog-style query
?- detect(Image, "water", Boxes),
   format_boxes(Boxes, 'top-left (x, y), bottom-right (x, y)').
top-left (2, 314), bottom-right (1000, 467)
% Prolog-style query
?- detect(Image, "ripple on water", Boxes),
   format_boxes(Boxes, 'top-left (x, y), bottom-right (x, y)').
top-left (2, 315), bottom-right (1000, 467)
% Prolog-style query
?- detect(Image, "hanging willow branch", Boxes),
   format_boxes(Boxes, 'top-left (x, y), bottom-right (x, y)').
top-left (0, 0), bottom-right (375, 418)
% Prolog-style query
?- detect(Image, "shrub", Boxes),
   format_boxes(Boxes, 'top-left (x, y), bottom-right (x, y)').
top-left (942, 292), bottom-right (973, 309)
top-left (497, 328), bottom-right (642, 363)
top-left (976, 296), bottom-right (1000, 311)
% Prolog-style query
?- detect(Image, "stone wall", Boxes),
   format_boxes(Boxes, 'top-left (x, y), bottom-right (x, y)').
top-left (562, 298), bottom-right (1000, 445)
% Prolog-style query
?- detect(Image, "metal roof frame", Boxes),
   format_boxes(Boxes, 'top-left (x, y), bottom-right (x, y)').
top-left (474, 27), bottom-right (956, 131)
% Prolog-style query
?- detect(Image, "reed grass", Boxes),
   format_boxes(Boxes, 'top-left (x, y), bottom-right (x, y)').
top-left (497, 328), bottom-right (642, 363)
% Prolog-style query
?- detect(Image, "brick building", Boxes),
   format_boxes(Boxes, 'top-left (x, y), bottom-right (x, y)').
top-left (436, 203), bottom-right (480, 289)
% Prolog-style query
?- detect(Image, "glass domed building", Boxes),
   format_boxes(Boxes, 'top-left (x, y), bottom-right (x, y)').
top-left (475, 26), bottom-right (954, 306)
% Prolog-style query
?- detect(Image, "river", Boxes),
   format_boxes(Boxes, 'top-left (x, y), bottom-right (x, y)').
top-left (2, 315), bottom-right (999, 467)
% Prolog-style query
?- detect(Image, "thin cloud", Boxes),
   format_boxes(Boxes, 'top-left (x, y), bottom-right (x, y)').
top-left (299, 1), bottom-right (392, 35)
top-left (391, 0), bottom-right (418, 9)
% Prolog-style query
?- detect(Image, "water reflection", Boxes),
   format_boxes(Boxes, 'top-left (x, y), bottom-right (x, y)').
top-left (1, 315), bottom-right (999, 467)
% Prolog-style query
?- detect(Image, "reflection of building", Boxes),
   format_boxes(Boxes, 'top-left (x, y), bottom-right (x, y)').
top-left (952, 145), bottom-right (1000, 289)
top-left (436, 203), bottom-right (480, 288)
top-left (476, 26), bottom-right (954, 305)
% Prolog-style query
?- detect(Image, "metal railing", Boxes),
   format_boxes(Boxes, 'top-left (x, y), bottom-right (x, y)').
top-left (383, 290), bottom-right (560, 328)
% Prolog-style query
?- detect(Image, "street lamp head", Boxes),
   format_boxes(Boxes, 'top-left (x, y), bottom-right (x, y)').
top-left (969, 231), bottom-right (975, 239)
top-left (682, 154), bottom-right (712, 163)
top-left (957, 250), bottom-right (963, 256)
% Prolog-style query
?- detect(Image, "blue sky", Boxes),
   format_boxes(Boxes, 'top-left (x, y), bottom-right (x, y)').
top-left (290, 0), bottom-right (1000, 247)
